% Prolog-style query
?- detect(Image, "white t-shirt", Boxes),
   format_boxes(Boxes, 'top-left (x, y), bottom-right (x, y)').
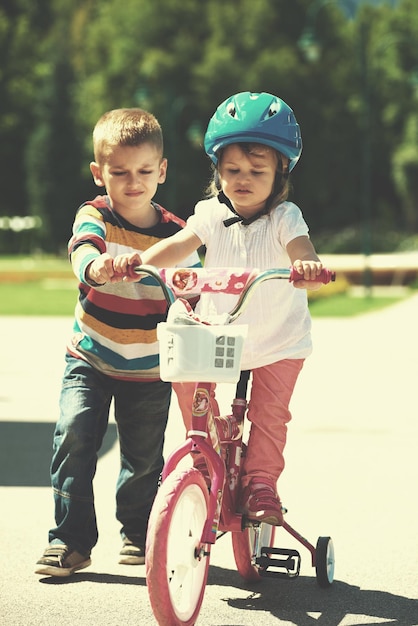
top-left (187, 197), bottom-right (313, 370)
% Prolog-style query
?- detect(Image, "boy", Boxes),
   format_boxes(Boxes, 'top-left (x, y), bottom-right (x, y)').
top-left (35, 108), bottom-right (200, 577)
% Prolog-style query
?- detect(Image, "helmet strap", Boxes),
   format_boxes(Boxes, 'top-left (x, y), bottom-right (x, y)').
top-left (218, 191), bottom-right (268, 227)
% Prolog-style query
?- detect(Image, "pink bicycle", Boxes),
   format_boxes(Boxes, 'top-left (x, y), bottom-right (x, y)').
top-left (136, 265), bottom-right (336, 626)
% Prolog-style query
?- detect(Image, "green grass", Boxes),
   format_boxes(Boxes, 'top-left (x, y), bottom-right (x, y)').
top-left (0, 256), bottom-right (71, 273)
top-left (0, 281), bottom-right (77, 315)
top-left (0, 279), bottom-right (410, 317)
top-left (308, 292), bottom-right (406, 316)
top-left (0, 256), bottom-right (76, 315)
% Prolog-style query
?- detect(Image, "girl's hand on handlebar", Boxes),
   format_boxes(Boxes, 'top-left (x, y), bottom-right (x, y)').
top-left (292, 260), bottom-right (324, 291)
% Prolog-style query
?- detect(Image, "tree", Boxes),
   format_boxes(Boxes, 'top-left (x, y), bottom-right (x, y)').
top-left (25, 0), bottom-right (88, 252)
top-left (1, 0), bottom-right (417, 253)
top-left (0, 0), bottom-right (53, 217)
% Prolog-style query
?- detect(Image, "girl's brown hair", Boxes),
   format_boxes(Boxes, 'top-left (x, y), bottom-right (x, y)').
top-left (206, 142), bottom-right (290, 212)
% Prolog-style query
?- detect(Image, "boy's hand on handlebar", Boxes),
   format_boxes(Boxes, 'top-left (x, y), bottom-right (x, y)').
top-left (112, 252), bottom-right (143, 282)
top-left (86, 253), bottom-right (115, 286)
top-left (86, 252), bottom-right (143, 286)
top-left (292, 260), bottom-right (324, 291)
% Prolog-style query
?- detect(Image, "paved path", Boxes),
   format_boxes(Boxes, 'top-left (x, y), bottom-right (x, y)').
top-left (0, 295), bottom-right (417, 625)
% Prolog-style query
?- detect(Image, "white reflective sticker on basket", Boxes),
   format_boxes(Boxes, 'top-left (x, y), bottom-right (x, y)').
top-left (167, 336), bottom-right (174, 364)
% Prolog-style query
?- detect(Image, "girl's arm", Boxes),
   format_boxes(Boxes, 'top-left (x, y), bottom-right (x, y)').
top-left (109, 228), bottom-right (202, 283)
top-left (286, 235), bottom-right (323, 290)
top-left (141, 227), bottom-right (203, 268)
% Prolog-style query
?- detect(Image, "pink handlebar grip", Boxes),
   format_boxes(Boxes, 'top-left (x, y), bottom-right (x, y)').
top-left (290, 267), bottom-right (336, 284)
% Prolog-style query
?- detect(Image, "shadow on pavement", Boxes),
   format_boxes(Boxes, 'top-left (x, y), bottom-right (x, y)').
top-left (38, 571), bottom-right (146, 586)
top-left (208, 567), bottom-right (418, 626)
top-left (0, 422), bottom-right (118, 487)
top-left (35, 565), bottom-right (418, 624)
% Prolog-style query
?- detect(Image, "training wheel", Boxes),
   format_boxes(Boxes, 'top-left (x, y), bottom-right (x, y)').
top-left (315, 536), bottom-right (335, 587)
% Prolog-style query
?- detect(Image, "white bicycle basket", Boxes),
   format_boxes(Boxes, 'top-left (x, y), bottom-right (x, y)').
top-left (157, 322), bottom-right (248, 383)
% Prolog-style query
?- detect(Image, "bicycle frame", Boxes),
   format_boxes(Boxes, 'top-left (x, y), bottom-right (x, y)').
top-left (161, 385), bottom-right (247, 540)
top-left (161, 381), bottom-right (227, 550)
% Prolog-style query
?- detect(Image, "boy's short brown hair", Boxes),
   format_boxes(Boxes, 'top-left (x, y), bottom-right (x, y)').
top-left (92, 108), bottom-right (163, 164)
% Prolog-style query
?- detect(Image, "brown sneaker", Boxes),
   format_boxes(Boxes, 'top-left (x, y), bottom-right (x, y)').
top-left (239, 481), bottom-right (284, 525)
top-left (119, 538), bottom-right (145, 565)
top-left (35, 544), bottom-right (91, 577)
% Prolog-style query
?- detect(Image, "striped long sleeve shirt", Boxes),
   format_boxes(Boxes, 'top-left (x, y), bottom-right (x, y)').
top-left (67, 195), bottom-right (201, 381)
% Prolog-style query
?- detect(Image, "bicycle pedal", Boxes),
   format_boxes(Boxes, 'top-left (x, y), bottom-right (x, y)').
top-left (256, 547), bottom-right (301, 579)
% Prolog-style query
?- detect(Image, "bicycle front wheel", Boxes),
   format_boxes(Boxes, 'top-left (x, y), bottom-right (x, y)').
top-left (146, 468), bottom-right (210, 626)
top-left (232, 523), bottom-right (276, 582)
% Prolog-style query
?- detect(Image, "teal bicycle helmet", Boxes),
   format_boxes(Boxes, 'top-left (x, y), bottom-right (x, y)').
top-left (204, 91), bottom-right (302, 171)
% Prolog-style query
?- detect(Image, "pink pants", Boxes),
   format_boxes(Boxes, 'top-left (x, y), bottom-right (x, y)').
top-left (173, 358), bottom-right (304, 489)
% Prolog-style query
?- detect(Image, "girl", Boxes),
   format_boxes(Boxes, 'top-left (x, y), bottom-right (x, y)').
top-left (115, 92), bottom-right (324, 525)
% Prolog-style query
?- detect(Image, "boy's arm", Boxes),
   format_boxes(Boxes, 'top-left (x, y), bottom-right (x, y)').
top-left (286, 235), bottom-right (323, 290)
top-left (68, 202), bottom-right (124, 286)
top-left (141, 228), bottom-right (202, 268)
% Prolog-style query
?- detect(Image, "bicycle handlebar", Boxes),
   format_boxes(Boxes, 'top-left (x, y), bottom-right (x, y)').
top-left (289, 267), bottom-right (335, 284)
top-left (132, 265), bottom-right (336, 323)
top-left (225, 267), bottom-right (335, 322)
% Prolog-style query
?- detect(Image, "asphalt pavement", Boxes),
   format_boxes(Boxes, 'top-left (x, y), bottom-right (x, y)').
top-left (1, 293), bottom-right (417, 625)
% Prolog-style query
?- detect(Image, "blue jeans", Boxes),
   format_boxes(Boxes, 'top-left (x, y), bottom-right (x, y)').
top-left (49, 354), bottom-right (171, 554)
